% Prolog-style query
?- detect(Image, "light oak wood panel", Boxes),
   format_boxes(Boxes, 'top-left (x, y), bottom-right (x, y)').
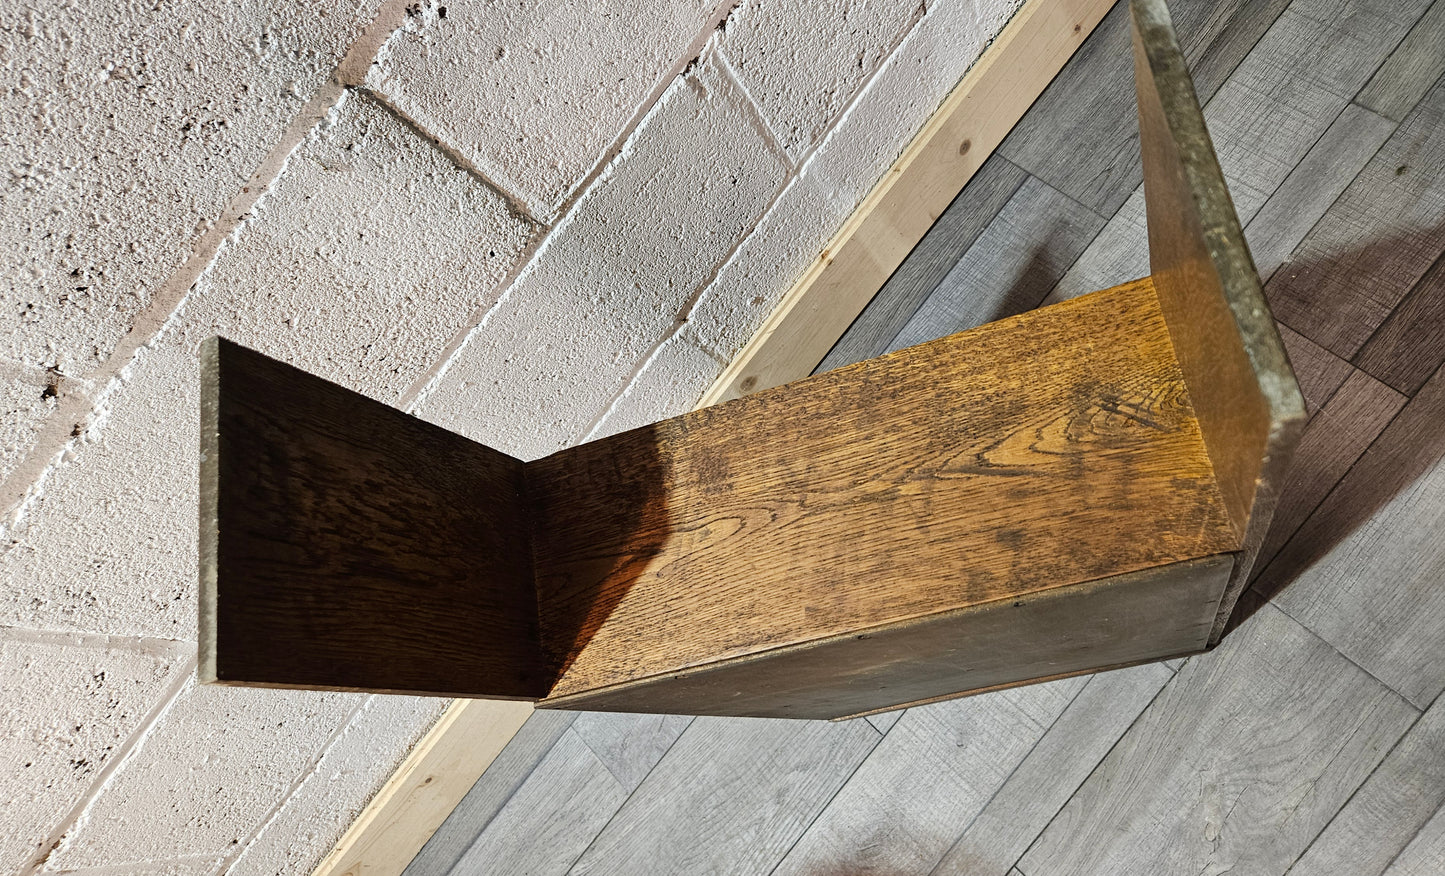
top-left (533, 278), bottom-right (1237, 710)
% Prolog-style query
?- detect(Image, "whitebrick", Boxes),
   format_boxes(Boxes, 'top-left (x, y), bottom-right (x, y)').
top-left (718, 0), bottom-right (924, 160)
top-left (0, 359), bottom-right (64, 483)
top-left (228, 696), bottom-right (444, 876)
top-left (367, 0), bottom-right (718, 219)
top-left (0, 630), bottom-right (186, 873)
top-left (0, 0), bottom-right (380, 378)
top-left (0, 90), bottom-right (533, 639)
top-left (49, 681), bottom-right (361, 869)
top-left (805, 0), bottom-right (1023, 207)
top-left (585, 331), bottom-right (723, 440)
top-left (684, 170), bottom-right (849, 364)
top-left (416, 51), bottom-right (788, 459)
top-left (687, 0), bottom-right (1021, 367)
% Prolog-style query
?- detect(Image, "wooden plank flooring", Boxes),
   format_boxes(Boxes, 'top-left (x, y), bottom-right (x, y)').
top-left (407, 0), bottom-right (1445, 871)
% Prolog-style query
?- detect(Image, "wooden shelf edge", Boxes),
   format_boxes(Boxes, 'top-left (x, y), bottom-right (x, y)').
top-left (308, 0), bottom-right (1115, 870)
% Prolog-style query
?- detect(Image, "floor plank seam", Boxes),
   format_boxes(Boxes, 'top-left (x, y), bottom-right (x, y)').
top-left (558, 718), bottom-right (693, 876)
top-left (1266, 595), bottom-right (1424, 714)
top-left (982, 668), bottom-right (1180, 876)
top-left (867, 156), bottom-right (1036, 364)
top-left (1251, 101), bottom-right (1401, 288)
top-left (1280, 706), bottom-right (1428, 876)
top-left (757, 722), bottom-right (889, 876)
top-left (918, 677), bottom-right (1096, 876)
top-left (1348, 247), bottom-right (1445, 385)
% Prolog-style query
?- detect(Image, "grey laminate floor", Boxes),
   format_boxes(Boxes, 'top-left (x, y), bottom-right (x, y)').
top-left (407, 0), bottom-right (1445, 872)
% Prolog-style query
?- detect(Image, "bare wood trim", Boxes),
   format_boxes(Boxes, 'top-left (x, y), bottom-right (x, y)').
top-left (700, 0), bottom-right (1118, 405)
top-left (309, 0), bottom-right (1111, 869)
top-left (312, 699), bottom-right (532, 876)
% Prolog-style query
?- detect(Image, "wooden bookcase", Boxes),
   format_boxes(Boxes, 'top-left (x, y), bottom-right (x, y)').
top-left (199, 0), bottom-right (1304, 720)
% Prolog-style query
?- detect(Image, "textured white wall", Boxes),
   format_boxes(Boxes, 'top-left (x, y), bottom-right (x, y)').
top-left (0, 0), bottom-right (1021, 871)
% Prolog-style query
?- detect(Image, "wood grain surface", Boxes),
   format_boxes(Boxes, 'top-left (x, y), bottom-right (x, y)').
top-left (531, 278), bottom-right (1237, 711)
top-left (199, 337), bottom-right (545, 698)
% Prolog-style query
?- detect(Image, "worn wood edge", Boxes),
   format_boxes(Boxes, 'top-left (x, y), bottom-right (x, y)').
top-left (1130, 0), bottom-right (1306, 646)
top-left (834, 648), bottom-right (1201, 721)
top-left (311, 698), bottom-right (533, 876)
top-left (310, 4), bottom-right (1112, 869)
top-left (197, 336), bottom-right (221, 686)
top-left (534, 553), bottom-right (1234, 717)
top-left (698, 0), bottom-right (1117, 405)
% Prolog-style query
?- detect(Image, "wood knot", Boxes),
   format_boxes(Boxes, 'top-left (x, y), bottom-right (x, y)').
top-left (958, 139), bottom-right (971, 156)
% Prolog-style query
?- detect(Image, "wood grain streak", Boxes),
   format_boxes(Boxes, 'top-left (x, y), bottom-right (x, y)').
top-left (200, 338), bottom-right (544, 698)
top-left (532, 279), bottom-right (1237, 707)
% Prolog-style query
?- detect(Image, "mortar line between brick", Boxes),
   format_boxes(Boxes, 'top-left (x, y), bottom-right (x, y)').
top-left (576, 154), bottom-right (800, 442)
top-left (789, 0), bottom-right (932, 177)
top-left (360, 89), bottom-right (544, 227)
top-left (215, 697), bottom-right (373, 873)
top-left (544, 0), bottom-right (746, 224)
top-left (712, 46), bottom-right (796, 171)
top-left (682, 0), bottom-right (941, 370)
top-left (0, 0), bottom-right (414, 529)
top-left (0, 625), bottom-right (191, 657)
top-left (399, 0), bottom-right (748, 413)
top-left (24, 658), bottom-right (198, 876)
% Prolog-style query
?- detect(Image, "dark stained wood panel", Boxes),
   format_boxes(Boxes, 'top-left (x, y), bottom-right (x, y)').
top-left (199, 337), bottom-right (546, 699)
top-left (542, 555), bottom-right (1229, 719)
top-left (531, 278), bottom-right (1238, 707)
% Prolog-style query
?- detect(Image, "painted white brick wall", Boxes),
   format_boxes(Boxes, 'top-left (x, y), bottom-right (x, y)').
top-left (0, 0), bottom-right (380, 379)
top-left (0, 0), bottom-right (1021, 870)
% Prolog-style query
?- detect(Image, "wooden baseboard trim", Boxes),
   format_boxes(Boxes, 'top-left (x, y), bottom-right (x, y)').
top-left (310, 0), bottom-right (1113, 869)
top-left (700, 0), bottom-right (1115, 405)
